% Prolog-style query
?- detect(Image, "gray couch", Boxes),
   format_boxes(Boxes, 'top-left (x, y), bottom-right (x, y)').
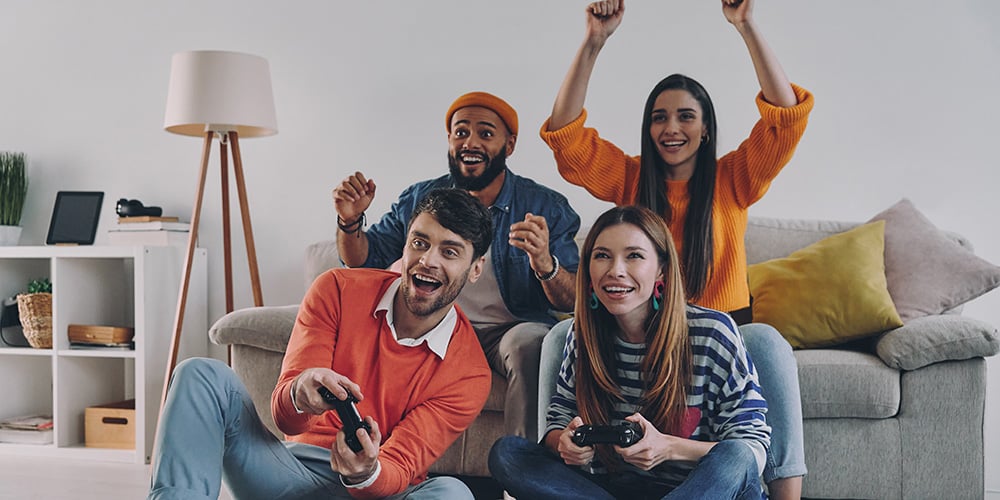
top-left (209, 216), bottom-right (998, 499)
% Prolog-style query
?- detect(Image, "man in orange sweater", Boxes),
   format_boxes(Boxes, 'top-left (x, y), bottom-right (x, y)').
top-left (149, 188), bottom-right (493, 500)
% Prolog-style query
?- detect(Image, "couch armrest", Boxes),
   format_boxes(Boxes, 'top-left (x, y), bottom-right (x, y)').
top-left (876, 315), bottom-right (999, 370)
top-left (208, 305), bottom-right (299, 354)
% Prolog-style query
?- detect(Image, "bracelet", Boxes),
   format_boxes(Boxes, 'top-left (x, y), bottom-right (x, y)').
top-left (338, 212), bottom-right (366, 237)
top-left (534, 255), bottom-right (560, 282)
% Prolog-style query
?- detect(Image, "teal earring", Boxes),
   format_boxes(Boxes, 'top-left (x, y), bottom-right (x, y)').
top-left (589, 285), bottom-right (599, 310)
top-left (651, 280), bottom-right (664, 311)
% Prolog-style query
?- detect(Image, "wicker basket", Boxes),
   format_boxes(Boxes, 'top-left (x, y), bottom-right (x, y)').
top-left (16, 293), bottom-right (52, 349)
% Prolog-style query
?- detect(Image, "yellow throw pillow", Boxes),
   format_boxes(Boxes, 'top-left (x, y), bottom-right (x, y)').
top-left (748, 221), bottom-right (903, 349)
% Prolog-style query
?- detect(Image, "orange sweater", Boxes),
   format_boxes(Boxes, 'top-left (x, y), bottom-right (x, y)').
top-left (540, 84), bottom-right (814, 312)
top-left (271, 268), bottom-right (491, 499)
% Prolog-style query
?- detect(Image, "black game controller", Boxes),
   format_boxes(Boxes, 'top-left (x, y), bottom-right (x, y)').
top-left (572, 421), bottom-right (644, 448)
top-left (116, 198), bottom-right (163, 218)
top-left (318, 385), bottom-right (371, 453)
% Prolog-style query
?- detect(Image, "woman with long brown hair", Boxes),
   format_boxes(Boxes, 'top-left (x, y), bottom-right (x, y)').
top-left (539, 0), bottom-right (812, 496)
top-left (490, 206), bottom-right (769, 499)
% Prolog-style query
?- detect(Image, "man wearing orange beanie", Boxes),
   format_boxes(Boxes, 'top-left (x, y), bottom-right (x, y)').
top-left (332, 91), bottom-right (581, 443)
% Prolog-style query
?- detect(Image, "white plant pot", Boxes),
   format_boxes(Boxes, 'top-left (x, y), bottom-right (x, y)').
top-left (0, 225), bottom-right (22, 246)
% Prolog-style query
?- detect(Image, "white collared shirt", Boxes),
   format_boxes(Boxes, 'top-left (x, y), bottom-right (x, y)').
top-left (375, 278), bottom-right (456, 360)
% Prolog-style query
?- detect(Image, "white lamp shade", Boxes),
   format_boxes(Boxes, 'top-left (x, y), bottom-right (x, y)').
top-left (164, 50), bottom-right (278, 137)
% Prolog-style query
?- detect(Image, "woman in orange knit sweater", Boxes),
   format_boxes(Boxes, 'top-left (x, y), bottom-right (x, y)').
top-left (538, 0), bottom-right (814, 498)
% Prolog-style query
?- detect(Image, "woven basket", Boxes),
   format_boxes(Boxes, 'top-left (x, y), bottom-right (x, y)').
top-left (17, 293), bottom-right (52, 349)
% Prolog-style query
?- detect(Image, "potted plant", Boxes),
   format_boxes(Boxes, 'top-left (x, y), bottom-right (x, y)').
top-left (0, 152), bottom-right (27, 246)
top-left (17, 278), bottom-right (52, 349)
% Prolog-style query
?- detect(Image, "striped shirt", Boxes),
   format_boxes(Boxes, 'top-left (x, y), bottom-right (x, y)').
top-left (545, 304), bottom-right (770, 490)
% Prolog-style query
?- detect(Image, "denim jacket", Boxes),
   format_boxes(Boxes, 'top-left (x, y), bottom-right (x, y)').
top-left (359, 169), bottom-right (581, 325)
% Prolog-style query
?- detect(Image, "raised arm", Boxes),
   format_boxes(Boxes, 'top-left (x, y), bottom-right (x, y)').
top-left (723, 0), bottom-right (797, 107)
top-left (547, 0), bottom-right (625, 130)
top-left (332, 171), bottom-right (375, 267)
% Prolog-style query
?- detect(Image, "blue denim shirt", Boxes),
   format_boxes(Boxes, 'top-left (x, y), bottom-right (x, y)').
top-left (360, 169), bottom-right (581, 325)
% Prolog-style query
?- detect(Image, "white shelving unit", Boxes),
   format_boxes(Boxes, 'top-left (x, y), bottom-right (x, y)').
top-left (0, 245), bottom-right (207, 464)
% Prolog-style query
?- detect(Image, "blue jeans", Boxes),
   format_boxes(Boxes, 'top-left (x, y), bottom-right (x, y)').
top-left (537, 320), bottom-right (807, 483)
top-left (148, 358), bottom-right (473, 500)
top-left (739, 323), bottom-right (807, 483)
top-left (489, 435), bottom-right (762, 499)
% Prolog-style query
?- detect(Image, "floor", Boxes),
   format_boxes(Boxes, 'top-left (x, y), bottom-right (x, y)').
top-left (0, 454), bottom-right (229, 500)
top-left (0, 454), bottom-right (504, 500)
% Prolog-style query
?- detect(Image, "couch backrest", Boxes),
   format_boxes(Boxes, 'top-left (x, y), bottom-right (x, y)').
top-left (304, 240), bottom-right (342, 288)
top-left (745, 216), bottom-right (971, 265)
top-left (304, 217), bottom-right (971, 289)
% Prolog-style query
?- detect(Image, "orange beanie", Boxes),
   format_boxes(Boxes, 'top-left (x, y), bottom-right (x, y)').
top-left (445, 92), bottom-right (518, 136)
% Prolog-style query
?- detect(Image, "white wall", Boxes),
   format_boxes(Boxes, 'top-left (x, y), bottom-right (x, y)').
top-left (1, 0), bottom-right (998, 490)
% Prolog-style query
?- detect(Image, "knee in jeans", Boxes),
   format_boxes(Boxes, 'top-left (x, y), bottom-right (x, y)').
top-left (741, 324), bottom-right (792, 357)
top-left (712, 440), bottom-right (757, 471)
top-left (171, 357), bottom-right (230, 388)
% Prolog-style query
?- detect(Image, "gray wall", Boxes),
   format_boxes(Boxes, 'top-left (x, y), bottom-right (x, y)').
top-left (1, 0), bottom-right (997, 493)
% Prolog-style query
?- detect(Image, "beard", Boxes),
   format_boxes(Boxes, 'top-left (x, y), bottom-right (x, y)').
top-left (400, 266), bottom-right (471, 318)
top-left (447, 148), bottom-right (507, 192)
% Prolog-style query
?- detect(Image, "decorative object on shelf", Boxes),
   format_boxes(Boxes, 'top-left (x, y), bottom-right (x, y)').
top-left (0, 296), bottom-right (29, 347)
top-left (68, 324), bottom-right (135, 347)
top-left (0, 151), bottom-right (27, 246)
top-left (115, 198), bottom-right (162, 218)
top-left (45, 191), bottom-right (104, 245)
top-left (0, 414), bottom-right (53, 445)
top-left (85, 400), bottom-right (136, 449)
top-left (161, 49), bottom-right (277, 409)
top-left (108, 218), bottom-right (191, 247)
top-left (16, 278), bottom-right (52, 349)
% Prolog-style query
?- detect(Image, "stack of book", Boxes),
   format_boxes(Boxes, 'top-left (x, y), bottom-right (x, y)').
top-left (0, 414), bottom-right (53, 444)
top-left (107, 216), bottom-right (192, 247)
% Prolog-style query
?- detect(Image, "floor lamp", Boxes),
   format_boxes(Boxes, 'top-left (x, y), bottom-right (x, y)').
top-left (160, 50), bottom-right (278, 413)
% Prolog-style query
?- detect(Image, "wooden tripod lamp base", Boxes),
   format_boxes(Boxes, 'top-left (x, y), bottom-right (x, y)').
top-left (160, 130), bottom-right (265, 412)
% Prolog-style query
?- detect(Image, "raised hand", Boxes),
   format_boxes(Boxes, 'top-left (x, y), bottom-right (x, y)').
top-left (509, 213), bottom-right (555, 277)
top-left (722, 0), bottom-right (753, 27)
top-left (585, 0), bottom-right (625, 44)
top-left (332, 171), bottom-right (376, 225)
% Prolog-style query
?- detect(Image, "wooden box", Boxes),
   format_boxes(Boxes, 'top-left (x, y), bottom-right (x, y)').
top-left (68, 324), bottom-right (134, 345)
top-left (84, 400), bottom-right (135, 449)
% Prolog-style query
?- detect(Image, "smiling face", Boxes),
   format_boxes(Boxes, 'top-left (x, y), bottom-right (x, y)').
top-left (589, 223), bottom-right (664, 329)
top-left (447, 106), bottom-right (515, 191)
top-left (648, 89), bottom-right (707, 179)
top-left (399, 212), bottom-right (483, 318)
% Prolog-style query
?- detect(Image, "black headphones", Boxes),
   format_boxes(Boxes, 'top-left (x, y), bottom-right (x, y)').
top-left (116, 198), bottom-right (163, 218)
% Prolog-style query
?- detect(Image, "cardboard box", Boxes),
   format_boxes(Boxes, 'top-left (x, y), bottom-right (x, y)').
top-left (84, 399), bottom-right (135, 449)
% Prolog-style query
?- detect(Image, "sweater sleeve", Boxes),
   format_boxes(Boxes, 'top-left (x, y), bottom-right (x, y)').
top-left (540, 110), bottom-right (642, 206)
top-left (719, 83), bottom-right (815, 208)
top-left (702, 317), bottom-right (771, 473)
top-left (544, 323), bottom-right (579, 438)
top-left (271, 271), bottom-right (342, 436)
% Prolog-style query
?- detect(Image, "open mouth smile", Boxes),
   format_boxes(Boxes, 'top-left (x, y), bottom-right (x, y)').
top-left (459, 150), bottom-right (487, 165)
top-left (412, 273), bottom-right (443, 294)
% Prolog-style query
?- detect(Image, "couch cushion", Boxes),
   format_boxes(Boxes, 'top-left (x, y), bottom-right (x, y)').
top-left (209, 305), bottom-right (298, 353)
top-left (746, 218), bottom-right (859, 265)
top-left (305, 239), bottom-right (342, 288)
top-left (876, 315), bottom-right (1000, 370)
top-left (748, 221), bottom-right (903, 348)
top-left (868, 198), bottom-right (1000, 322)
top-left (795, 349), bottom-right (900, 419)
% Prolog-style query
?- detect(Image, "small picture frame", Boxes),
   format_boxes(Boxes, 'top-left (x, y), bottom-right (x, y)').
top-left (46, 191), bottom-right (104, 245)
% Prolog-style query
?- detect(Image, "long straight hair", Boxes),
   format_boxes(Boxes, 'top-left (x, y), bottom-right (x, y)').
top-left (637, 74), bottom-right (718, 300)
top-left (574, 206), bottom-right (692, 468)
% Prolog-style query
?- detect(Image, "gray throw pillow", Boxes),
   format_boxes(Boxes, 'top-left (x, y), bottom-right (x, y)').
top-left (868, 199), bottom-right (1000, 322)
top-left (876, 315), bottom-right (999, 370)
